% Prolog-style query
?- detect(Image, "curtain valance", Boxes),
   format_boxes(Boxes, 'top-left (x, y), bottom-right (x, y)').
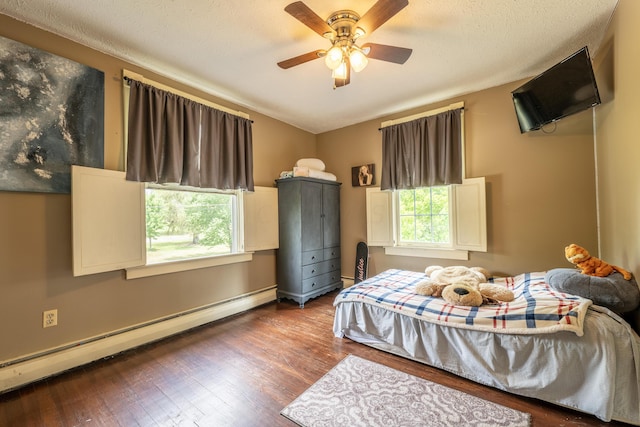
top-left (125, 80), bottom-right (254, 191)
top-left (380, 108), bottom-right (462, 190)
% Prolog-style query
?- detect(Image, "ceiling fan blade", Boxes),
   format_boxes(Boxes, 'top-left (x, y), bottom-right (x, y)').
top-left (362, 43), bottom-right (412, 64)
top-left (278, 50), bottom-right (324, 69)
top-left (357, 0), bottom-right (409, 36)
top-left (284, 1), bottom-right (336, 38)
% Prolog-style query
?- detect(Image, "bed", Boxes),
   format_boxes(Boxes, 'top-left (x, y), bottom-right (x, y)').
top-left (333, 269), bottom-right (640, 425)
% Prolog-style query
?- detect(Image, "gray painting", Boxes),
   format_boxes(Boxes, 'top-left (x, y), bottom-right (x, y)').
top-left (0, 35), bottom-right (104, 193)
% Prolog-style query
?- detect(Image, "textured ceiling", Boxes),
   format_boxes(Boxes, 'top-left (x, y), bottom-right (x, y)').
top-left (0, 0), bottom-right (618, 134)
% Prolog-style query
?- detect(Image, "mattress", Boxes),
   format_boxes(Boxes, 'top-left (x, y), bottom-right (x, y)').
top-left (333, 269), bottom-right (640, 424)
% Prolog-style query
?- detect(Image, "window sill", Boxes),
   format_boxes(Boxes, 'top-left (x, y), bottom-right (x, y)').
top-left (125, 252), bottom-right (253, 279)
top-left (384, 246), bottom-right (469, 261)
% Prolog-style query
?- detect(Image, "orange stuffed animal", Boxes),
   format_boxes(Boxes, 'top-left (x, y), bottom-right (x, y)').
top-left (564, 243), bottom-right (632, 280)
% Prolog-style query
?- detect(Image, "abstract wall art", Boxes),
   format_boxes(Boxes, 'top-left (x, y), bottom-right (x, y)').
top-left (0, 35), bottom-right (104, 193)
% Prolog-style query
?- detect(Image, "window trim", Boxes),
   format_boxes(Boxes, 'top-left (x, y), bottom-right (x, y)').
top-left (142, 184), bottom-right (241, 265)
top-left (383, 246), bottom-right (470, 260)
top-left (125, 252), bottom-right (253, 279)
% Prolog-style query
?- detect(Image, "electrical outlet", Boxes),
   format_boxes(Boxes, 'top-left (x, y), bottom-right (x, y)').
top-left (43, 309), bottom-right (58, 328)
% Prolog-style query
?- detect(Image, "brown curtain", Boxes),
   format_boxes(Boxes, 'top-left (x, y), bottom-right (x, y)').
top-left (199, 105), bottom-right (253, 190)
top-left (380, 108), bottom-right (462, 190)
top-left (126, 80), bottom-right (254, 191)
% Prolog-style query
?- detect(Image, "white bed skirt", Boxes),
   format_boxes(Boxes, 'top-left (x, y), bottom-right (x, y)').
top-left (333, 301), bottom-right (640, 425)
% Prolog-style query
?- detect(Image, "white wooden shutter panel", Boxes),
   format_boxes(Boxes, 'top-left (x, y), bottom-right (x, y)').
top-left (72, 166), bottom-right (146, 276)
top-left (452, 177), bottom-right (487, 252)
top-left (242, 187), bottom-right (279, 251)
top-left (366, 187), bottom-right (395, 247)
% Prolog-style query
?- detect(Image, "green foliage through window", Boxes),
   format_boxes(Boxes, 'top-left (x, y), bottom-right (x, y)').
top-left (145, 188), bottom-right (234, 264)
top-left (398, 187), bottom-right (450, 245)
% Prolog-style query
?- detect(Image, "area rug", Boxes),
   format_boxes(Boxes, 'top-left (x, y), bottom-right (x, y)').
top-left (281, 355), bottom-right (531, 427)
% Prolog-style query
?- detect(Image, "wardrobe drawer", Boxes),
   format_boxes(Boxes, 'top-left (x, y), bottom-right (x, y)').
top-left (302, 259), bottom-right (338, 279)
top-left (322, 258), bottom-right (340, 273)
top-left (323, 246), bottom-right (340, 260)
top-left (302, 249), bottom-right (324, 265)
top-left (302, 270), bottom-right (342, 293)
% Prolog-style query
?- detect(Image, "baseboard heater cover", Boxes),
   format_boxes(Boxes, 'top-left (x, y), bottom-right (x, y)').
top-left (0, 286), bottom-right (277, 393)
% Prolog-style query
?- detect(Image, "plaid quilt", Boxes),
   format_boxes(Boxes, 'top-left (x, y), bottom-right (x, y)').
top-left (334, 269), bottom-right (593, 336)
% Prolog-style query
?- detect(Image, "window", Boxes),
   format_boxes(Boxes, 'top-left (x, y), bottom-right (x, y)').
top-left (370, 102), bottom-right (485, 260)
top-left (71, 166), bottom-right (279, 278)
top-left (366, 178), bottom-right (486, 260)
top-left (145, 186), bottom-right (238, 264)
top-left (397, 186), bottom-right (450, 246)
top-left (70, 73), bottom-right (275, 278)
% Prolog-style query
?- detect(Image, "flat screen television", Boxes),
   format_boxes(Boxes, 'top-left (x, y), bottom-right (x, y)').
top-left (511, 46), bottom-right (601, 133)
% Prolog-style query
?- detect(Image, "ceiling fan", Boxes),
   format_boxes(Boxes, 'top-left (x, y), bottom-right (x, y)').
top-left (277, 0), bottom-right (413, 88)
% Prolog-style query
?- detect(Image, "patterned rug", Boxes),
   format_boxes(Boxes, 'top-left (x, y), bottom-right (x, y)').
top-left (281, 355), bottom-right (531, 427)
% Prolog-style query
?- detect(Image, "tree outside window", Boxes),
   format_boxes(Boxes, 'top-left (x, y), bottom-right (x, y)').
top-left (145, 188), bottom-right (234, 263)
top-left (398, 187), bottom-right (450, 245)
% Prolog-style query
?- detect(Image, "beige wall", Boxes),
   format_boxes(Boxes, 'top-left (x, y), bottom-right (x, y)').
top-left (596, 0), bottom-right (640, 274)
top-left (319, 81), bottom-right (598, 278)
top-left (0, 15), bottom-right (315, 361)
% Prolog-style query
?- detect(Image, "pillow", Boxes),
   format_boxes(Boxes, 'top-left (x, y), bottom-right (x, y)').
top-left (545, 268), bottom-right (640, 313)
top-left (295, 158), bottom-right (325, 171)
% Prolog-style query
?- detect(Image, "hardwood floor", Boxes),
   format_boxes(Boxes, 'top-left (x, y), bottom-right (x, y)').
top-left (0, 290), bottom-right (632, 426)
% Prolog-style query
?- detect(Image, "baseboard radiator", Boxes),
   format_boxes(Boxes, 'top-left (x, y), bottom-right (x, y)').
top-left (0, 286), bottom-right (277, 394)
top-left (342, 277), bottom-right (355, 288)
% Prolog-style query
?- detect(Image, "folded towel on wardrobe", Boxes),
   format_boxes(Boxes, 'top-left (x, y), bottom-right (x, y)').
top-left (295, 158), bottom-right (326, 171)
top-left (293, 166), bottom-right (337, 181)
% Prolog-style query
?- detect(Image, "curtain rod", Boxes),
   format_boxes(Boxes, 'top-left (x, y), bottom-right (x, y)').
top-left (122, 70), bottom-right (251, 121)
top-left (378, 102), bottom-right (465, 130)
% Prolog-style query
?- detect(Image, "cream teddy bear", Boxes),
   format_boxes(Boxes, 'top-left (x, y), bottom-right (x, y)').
top-left (415, 265), bottom-right (514, 306)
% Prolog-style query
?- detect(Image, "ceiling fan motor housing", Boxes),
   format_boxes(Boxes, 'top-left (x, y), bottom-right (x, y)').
top-left (325, 10), bottom-right (362, 40)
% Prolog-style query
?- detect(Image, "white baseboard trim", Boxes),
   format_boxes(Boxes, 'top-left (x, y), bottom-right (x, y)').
top-left (0, 286), bottom-right (277, 393)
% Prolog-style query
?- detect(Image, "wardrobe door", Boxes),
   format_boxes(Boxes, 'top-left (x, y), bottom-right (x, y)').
top-left (322, 183), bottom-right (341, 249)
top-left (301, 181), bottom-right (323, 252)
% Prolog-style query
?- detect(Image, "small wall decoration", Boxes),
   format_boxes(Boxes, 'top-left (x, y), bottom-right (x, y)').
top-left (351, 163), bottom-right (375, 187)
top-left (0, 35), bottom-right (104, 194)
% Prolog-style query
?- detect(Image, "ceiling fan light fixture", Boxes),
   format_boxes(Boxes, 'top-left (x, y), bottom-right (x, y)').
top-left (325, 45), bottom-right (344, 70)
top-left (353, 27), bottom-right (366, 39)
top-left (349, 48), bottom-right (368, 72)
top-left (332, 59), bottom-right (349, 80)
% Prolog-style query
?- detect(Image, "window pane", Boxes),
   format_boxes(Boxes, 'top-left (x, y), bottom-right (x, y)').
top-left (432, 214), bottom-right (450, 244)
top-left (145, 188), bottom-right (234, 264)
top-left (400, 215), bottom-right (416, 241)
top-left (415, 216), bottom-right (432, 241)
top-left (398, 187), bottom-right (450, 245)
top-left (398, 190), bottom-right (416, 215)
top-left (414, 188), bottom-right (431, 215)
top-left (431, 186), bottom-right (449, 214)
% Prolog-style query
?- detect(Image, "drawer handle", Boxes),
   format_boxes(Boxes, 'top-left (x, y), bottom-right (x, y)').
top-left (311, 269), bottom-right (316, 274)
top-left (312, 282), bottom-right (316, 287)
top-left (311, 256), bottom-right (316, 260)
